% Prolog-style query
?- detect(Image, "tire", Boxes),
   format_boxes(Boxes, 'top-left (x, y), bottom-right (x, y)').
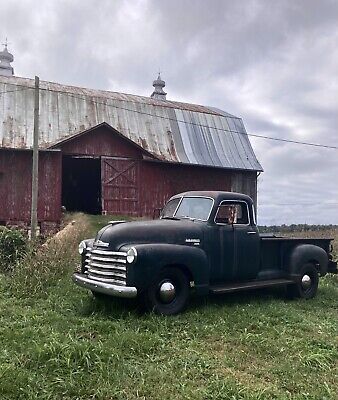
top-left (286, 263), bottom-right (319, 299)
top-left (142, 267), bottom-right (190, 315)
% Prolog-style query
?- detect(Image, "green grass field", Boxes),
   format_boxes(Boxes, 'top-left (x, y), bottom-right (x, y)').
top-left (0, 215), bottom-right (337, 399)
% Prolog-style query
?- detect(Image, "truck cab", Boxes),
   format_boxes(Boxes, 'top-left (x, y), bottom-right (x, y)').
top-left (73, 191), bottom-right (337, 315)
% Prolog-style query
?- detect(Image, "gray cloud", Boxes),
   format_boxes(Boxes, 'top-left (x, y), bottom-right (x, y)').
top-left (1, 0), bottom-right (337, 224)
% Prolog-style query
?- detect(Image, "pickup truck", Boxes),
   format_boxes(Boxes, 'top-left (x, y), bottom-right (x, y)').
top-left (72, 191), bottom-right (337, 315)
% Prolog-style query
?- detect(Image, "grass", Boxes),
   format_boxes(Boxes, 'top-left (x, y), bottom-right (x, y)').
top-left (0, 215), bottom-right (337, 399)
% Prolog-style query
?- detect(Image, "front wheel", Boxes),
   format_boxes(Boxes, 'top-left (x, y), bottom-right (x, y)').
top-left (287, 263), bottom-right (319, 299)
top-left (142, 267), bottom-right (190, 315)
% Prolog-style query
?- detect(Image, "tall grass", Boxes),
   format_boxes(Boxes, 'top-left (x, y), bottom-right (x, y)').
top-left (9, 214), bottom-right (90, 297)
top-left (0, 218), bottom-right (337, 399)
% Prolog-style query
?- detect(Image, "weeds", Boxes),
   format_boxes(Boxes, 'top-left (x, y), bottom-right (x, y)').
top-left (9, 213), bottom-right (90, 297)
top-left (0, 226), bottom-right (27, 272)
top-left (0, 217), bottom-right (337, 399)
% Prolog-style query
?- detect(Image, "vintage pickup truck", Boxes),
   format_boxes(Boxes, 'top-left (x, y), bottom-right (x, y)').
top-left (72, 191), bottom-right (337, 315)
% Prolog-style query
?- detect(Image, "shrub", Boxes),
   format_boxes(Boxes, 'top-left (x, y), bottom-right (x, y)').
top-left (10, 214), bottom-right (90, 297)
top-left (0, 227), bottom-right (27, 272)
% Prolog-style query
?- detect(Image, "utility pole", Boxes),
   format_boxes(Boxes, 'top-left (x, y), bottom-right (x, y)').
top-left (30, 76), bottom-right (39, 240)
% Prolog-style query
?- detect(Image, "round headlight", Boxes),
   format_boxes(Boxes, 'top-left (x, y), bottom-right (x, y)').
top-left (78, 240), bottom-right (87, 255)
top-left (126, 247), bottom-right (137, 264)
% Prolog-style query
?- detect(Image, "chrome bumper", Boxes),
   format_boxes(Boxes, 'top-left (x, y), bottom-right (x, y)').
top-left (72, 273), bottom-right (138, 299)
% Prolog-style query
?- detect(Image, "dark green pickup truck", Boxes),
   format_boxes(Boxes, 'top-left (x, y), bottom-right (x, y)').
top-left (73, 191), bottom-right (337, 315)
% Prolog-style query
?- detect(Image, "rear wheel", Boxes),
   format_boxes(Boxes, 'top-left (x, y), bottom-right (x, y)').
top-left (142, 267), bottom-right (190, 315)
top-left (287, 263), bottom-right (319, 299)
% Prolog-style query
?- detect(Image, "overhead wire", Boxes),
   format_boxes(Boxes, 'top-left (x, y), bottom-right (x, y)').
top-left (1, 84), bottom-right (337, 150)
top-left (38, 87), bottom-right (338, 150)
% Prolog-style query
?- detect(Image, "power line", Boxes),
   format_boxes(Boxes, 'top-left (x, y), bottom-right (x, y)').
top-left (38, 87), bottom-right (338, 150)
top-left (260, 203), bottom-right (338, 207)
top-left (1, 84), bottom-right (337, 150)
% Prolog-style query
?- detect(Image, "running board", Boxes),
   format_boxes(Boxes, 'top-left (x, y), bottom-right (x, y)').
top-left (210, 278), bottom-right (294, 294)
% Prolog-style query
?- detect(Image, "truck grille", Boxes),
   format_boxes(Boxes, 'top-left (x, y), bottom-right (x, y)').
top-left (84, 248), bottom-right (127, 286)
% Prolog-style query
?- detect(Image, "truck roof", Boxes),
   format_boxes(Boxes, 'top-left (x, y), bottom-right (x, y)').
top-left (170, 191), bottom-right (254, 205)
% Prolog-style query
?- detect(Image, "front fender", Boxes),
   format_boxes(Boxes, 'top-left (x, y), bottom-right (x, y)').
top-left (289, 244), bottom-right (328, 277)
top-left (121, 244), bottom-right (209, 295)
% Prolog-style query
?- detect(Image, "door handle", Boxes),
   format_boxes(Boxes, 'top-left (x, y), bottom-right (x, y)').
top-left (247, 231), bottom-right (257, 235)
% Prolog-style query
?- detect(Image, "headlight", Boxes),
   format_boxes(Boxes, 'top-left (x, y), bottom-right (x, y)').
top-left (126, 247), bottom-right (137, 264)
top-left (78, 240), bottom-right (87, 255)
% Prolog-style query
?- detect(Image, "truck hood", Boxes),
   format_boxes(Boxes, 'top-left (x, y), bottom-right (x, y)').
top-left (95, 219), bottom-right (204, 250)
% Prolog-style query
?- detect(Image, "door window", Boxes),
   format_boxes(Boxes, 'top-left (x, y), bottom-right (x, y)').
top-left (215, 202), bottom-right (249, 225)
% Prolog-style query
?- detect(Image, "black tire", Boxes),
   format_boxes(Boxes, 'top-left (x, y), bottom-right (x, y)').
top-left (142, 267), bottom-right (190, 315)
top-left (286, 263), bottom-right (319, 299)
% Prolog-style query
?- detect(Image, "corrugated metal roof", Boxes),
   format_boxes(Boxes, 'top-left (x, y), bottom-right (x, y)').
top-left (0, 75), bottom-right (263, 171)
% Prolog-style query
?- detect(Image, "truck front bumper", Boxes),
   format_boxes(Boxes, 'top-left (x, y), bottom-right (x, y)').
top-left (72, 273), bottom-right (138, 299)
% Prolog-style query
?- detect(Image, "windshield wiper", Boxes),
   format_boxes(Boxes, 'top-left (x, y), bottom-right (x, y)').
top-left (161, 216), bottom-right (180, 220)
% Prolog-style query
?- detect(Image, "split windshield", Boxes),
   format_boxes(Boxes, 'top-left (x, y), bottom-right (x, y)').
top-left (161, 197), bottom-right (213, 221)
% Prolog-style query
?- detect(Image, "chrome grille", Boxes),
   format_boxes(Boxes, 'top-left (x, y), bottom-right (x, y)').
top-left (84, 248), bottom-right (127, 286)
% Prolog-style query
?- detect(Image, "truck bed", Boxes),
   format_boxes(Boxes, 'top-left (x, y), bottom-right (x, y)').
top-left (259, 235), bottom-right (333, 272)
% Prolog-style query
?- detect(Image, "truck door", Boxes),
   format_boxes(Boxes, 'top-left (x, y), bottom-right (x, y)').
top-left (214, 200), bottom-right (260, 282)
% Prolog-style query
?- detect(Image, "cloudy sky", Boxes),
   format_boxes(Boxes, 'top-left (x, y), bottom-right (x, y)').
top-left (1, 0), bottom-right (337, 224)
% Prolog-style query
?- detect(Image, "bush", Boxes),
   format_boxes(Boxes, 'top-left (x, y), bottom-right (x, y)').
top-left (9, 214), bottom-right (90, 297)
top-left (0, 227), bottom-right (27, 272)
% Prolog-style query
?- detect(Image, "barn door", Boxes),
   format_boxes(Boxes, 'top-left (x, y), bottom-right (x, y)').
top-left (101, 157), bottom-right (139, 216)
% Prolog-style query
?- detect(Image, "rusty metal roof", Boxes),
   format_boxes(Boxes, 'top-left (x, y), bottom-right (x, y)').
top-left (0, 75), bottom-right (263, 171)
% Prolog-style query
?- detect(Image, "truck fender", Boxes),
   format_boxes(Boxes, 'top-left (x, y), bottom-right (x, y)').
top-left (122, 244), bottom-right (209, 295)
top-left (288, 244), bottom-right (328, 277)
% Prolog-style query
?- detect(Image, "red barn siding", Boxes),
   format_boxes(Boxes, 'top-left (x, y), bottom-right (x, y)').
top-left (0, 126), bottom-right (258, 231)
top-left (139, 161), bottom-right (234, 217)
top-left (0, 149), bottom-right (61, 231)
top-left (58, 127), bottom-right (257, 218)
top-left (59, 126), bottom-right (143, 159)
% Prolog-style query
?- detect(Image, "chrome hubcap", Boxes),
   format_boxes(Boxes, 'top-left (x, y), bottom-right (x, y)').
top-left (301, 274), bottom-right (312, 290)
top-left (159, 281), bottom-right (176, 303)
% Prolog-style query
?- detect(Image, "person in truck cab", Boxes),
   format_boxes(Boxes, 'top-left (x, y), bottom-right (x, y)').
top-left (216, 204), bottom-right (239, 224)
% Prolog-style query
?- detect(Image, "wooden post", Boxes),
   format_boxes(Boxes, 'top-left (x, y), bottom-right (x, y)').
top-left (30, 76), bottom-right (39, 240)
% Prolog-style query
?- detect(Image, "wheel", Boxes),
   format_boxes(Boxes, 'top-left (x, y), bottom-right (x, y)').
top-left (142, 267), bottom-right (190, 315)
top-left (286, 263), bottom-right (319, 299)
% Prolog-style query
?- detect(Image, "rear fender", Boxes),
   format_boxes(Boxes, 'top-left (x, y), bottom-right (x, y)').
top-left (288, 244), bottom-right (328, 277)
top-left (122, 244), bottom-right (209, 295)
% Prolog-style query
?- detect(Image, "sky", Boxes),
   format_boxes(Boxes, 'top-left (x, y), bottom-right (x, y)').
top-left (0, 0), bottom-right (337, 225)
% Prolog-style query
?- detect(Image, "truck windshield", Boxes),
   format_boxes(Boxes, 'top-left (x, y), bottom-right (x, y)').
top-left (161, 197), bottom-right (213, 221)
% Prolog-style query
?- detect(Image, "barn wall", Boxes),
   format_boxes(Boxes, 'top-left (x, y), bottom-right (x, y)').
top-left (0, 149), bottom-right (62, 232)
top-left (57, 127), bottom-right (258, 218)
top-left (59, 126), bottom-right (143, 159)
top-left (231, 171), bottom-right (258, 209)
top-left (139, 161), bottom-right (257, 217)
top-left (139, 161), bottom-right (232, 217)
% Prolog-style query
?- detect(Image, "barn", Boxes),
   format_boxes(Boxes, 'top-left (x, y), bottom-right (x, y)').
top-left (0, 49), bottom-right (262, 233)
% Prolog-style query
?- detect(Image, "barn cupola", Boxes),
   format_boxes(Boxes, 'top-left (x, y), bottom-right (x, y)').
top-left (150, 73), bottom-right (167, 100)
top-left (0, 41), bottom-right (14, 77)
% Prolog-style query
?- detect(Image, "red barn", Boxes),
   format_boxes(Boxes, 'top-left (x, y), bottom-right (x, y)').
top-left (0, 74), bottom-right (262, 233)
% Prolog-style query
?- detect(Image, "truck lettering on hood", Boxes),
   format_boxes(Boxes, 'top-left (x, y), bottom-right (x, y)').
top-left (185, 238), bottom-right (201, 246)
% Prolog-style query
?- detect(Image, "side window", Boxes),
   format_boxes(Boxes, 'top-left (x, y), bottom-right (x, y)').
top-left (215, 202), bottom-right (249, 225)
